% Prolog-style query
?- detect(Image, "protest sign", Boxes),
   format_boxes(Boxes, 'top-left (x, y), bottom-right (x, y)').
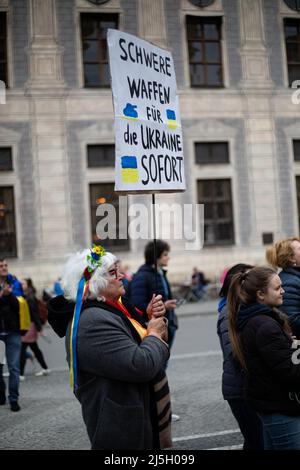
top-left (107, 29), bottom-right (186, 194)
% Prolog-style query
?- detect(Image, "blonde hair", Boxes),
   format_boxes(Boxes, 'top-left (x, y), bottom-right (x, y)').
top-left (266, 237), bottom-right (300, 269)
top-left (62, 249), bottom-right (117, 301)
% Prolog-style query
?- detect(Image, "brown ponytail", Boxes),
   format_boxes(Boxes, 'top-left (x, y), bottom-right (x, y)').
top-left (227, 266), bottom-right (278, 369)
top-left (227, 273), bottom-right (248, 369)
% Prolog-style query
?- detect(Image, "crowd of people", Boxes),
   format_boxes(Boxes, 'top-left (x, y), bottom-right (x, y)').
top-left (217, 237), bottom-right (300, 450)
top-left (0, 259), bottom-right (51, 412)
top-left (2, 235), bottom-right (300, 450)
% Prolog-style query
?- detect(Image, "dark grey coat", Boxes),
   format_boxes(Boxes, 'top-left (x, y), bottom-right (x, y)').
top-left (279, 267), bottom-right (300, 338)
top-left (65, 305), bottom-right (170, 450)
top-left (217, 303), bottom-right (245, 400)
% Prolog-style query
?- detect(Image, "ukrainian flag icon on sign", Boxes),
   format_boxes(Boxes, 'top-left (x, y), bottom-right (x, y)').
top-left (121, 156), bottom-right (139, 184)
top-left (166, 109), bottom-right (178, 130)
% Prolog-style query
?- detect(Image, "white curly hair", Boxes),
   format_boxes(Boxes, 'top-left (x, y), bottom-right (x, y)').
top-left (62, 248), bottom-right (117, 301)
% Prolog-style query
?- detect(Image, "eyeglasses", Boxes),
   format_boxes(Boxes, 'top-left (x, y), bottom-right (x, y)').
top-left (106, 267), bottom-right (122, 279)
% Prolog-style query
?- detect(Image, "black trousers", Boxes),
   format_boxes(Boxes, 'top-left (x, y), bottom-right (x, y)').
top-left (0, 364), bottom-right (5, 392)
top-left (20, 342), bottom-right (48, 375)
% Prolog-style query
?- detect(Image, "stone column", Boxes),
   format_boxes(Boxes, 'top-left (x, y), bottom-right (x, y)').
top-left (239, 0), bottom-right (280, 245)
top-left (27, 0), bottom-right (65, 89)
top-left (26, 0), bottom-right (72, 259)
top-left (138, 0), bottom-right (167, 48)
top-left (239, 0), bottom-right (272, 88)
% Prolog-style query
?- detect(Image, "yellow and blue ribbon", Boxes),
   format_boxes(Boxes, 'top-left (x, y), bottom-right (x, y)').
top-left (69, 277), bottom-right (88, 390)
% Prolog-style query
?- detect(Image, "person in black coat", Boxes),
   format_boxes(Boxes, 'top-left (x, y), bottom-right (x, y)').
top-left (217, 263), bottom-right (263, 450)
top-left (129, 240), bottom-right (178, 349)
top-left (266, 237), bottom-right (300, 337)
top-left (228, 266), bottom-right (300, 450)
top-left (0, 258), bottom-right (21, 412)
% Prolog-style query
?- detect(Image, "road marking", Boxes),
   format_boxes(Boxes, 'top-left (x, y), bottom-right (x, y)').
top-left (173, 429), bottom-right (240, 442)
top-left (171, 350), bottom-right (222, 360)
top-left (207, 444), bottom-right (243, 450)
top-left (47, 366), bottom-right (68, 372)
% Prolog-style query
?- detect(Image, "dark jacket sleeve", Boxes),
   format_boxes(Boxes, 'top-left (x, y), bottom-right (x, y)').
top-left (280, 273), bottom-right (300, 338)
top-left (0, 293), bottom-right (20, 332)
top-left (217, 309), bottom-right (233, 363)
top-left (255, 319), bottom-right (300, 388)
top-left (76, 308), bottom-right (170, 383)
top-left (217, 307), bottom-right (244, 399)
top-left (130, 271), bottom-right (152, 315)
top-left (0, 293), bottom-right (19, 314)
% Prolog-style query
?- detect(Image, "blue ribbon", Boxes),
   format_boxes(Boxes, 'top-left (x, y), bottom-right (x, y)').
top-left (70, 277), bottom-right (85, 390)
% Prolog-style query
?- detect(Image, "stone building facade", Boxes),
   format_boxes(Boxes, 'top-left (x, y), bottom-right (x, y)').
top-left (1, 0), bottom-right (300, 287)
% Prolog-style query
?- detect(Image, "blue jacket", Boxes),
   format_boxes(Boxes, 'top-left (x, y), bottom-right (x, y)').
top-left (129, 264), bottom-right (178, 330)
top-left (217, 299), bottom-right (245, 400)
top-left (7, 274), bottom-right (23, 297)
top-left (279, 267), bottom-right (300, 338)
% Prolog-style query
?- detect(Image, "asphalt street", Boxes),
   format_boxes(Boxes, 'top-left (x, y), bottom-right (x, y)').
top-left (0, 301), bottom-right (243, 450)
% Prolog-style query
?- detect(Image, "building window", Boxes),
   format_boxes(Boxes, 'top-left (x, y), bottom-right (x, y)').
top-left (293, 140), bottom-right (300, 161)
top-left (197, 179), bottom-right (234, 245)
top-left (284, 1), bottom-right (300, 12)
top-left (0, 187), bottom-right (17, 258)
top-left (89, 183), bottom-right (129, 251)
top-left (284, 18), bottom-right (300, 86)
top-left (81, 13), bottom-right (118, 87)
top-left (262, 232), bottom-right (274, 245)
top-left (195, 142), bottom-right (229, 164)
top-left (87, 144), bottom-right (115, 167)
top-left (0, 147), bottom-right (13, 171)
top-left (188, 0), bottom-right (216, 7)
top-left (186, 15), bottom-right (223, 87)
top-left (0, 12), bottom-right (8, 87)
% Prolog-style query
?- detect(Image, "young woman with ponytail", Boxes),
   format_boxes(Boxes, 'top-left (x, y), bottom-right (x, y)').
top-left (228, 266), bottom-right (300, 450)
top-left (266, 237), bottom-right (300, 337)
top-left (217, 264), bottom-right (263, 450)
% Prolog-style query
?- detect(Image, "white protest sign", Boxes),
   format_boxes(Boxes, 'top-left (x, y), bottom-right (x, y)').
top-left (107, 29), bottom-right (186, 194)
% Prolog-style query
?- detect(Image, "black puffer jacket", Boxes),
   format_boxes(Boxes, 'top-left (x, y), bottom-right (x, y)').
top-left (279, 267), bottom-right (300, 338)
top-left (238, 303), bottom-right (300, 415)
top-left (217, 301), bottom-right (245, 400)
top-left (47, 295), bottom-right (74, 338)
top-left (0, 293), bottom-right (20, 333)
top-left (26, 295), bottom-right (42, 332)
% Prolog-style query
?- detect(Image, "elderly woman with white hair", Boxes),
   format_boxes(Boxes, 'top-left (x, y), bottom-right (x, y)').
top-left (47, 245), bottom-right (171, 450)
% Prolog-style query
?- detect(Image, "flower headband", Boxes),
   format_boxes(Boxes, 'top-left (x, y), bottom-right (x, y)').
top-left (83, 244), bottom-right (106, 281)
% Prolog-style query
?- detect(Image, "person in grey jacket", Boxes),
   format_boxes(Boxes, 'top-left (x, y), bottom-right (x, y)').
top-left (48, 246), bottom-right (171, 450)
top-left (266, 237), bottom-right (300, 337)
